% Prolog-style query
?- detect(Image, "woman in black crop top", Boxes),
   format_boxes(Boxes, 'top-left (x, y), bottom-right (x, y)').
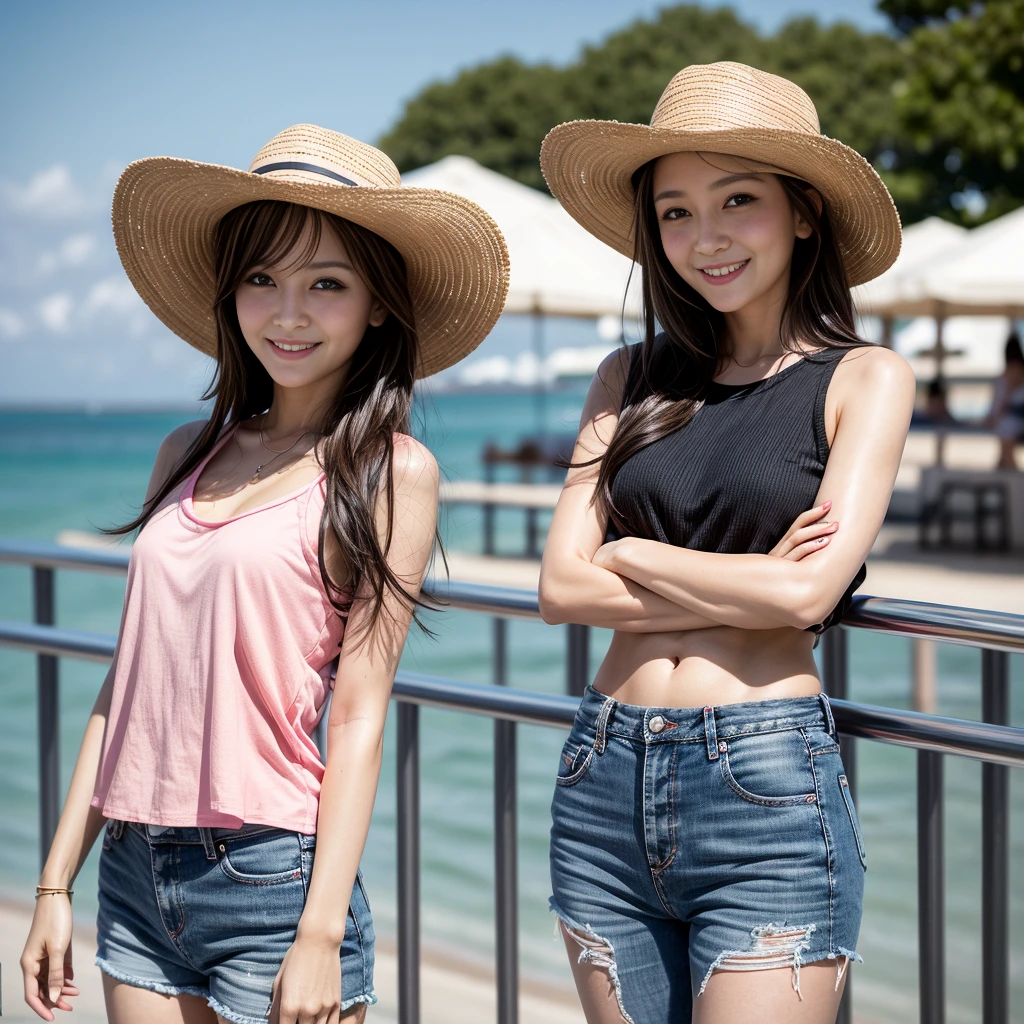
top-left (538, 64), bottom-right (915, 1024)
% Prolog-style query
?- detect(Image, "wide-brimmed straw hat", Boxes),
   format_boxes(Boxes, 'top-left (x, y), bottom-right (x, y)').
top-left (541, 62), bottom-right (900, 287)
top-left (113, 124), bottom-right (509, 377)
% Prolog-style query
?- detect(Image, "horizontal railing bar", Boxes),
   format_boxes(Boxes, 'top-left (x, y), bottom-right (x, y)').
top-left (394, 670), bottom-right (578, 727)
top-left (831, 699), bottom-right (1024, 769)
top-left (0, 620), bottom-right (117, 663)
top-left (426, 580), bottom-right (541, 620)
top-left (2, 539), bottom-right (1023, 652)
top-left (0, 539), bottom-right (131, 575)
top-left (2, 621), bottom-right (1021, 765)
top-left (846, 595), bottom-right (1024, 654)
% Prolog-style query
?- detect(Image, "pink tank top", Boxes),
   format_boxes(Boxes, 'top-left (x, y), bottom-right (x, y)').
top-left (92, 426), bottom-right (346, 833)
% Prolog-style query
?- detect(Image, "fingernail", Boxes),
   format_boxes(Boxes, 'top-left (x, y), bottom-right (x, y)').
top-left (50, 986), bottom-right (60, 1004)
top-left (817, 536), bottom-right (828, 544)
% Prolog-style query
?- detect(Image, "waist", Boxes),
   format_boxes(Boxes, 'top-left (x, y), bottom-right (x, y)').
top-left (573, 684), bottom-right (836, 744)
top-left (119, 820), bottom-right (288, 845)
top-left (594, 625), bottom-right (820, 707)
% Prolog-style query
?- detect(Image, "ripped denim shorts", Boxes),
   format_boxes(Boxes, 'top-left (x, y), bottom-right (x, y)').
top-left (96, 820), bottom-right (376, 1024)
top-left (549, 686), bottom-right (865, 1023)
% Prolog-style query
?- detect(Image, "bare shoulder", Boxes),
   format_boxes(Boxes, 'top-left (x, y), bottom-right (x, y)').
top-left (158, 419), bottom-right (207, 462)
top-left (391, 433), bottom-right (439, 496)
top-left (582, 345), bottom-right (633, 420)
top-left (834, 344), bottom-right (916, 395)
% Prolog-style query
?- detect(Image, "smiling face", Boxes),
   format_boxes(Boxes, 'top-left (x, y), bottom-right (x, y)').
top-left (651, 152), bottom-right (814, 317)
top-left (234, 217), bottom-right (386, 395)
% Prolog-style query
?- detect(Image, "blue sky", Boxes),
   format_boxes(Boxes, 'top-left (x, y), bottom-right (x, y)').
top-left (0, 0), bottom-right (890, 405)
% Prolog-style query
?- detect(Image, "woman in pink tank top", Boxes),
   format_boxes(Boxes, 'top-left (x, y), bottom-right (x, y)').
top-left (21, 126), bottom-right (508, 1024)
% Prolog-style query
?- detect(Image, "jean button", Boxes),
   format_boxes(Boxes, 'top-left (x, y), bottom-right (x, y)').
top-left (649, 715), bottom-right (666, 734)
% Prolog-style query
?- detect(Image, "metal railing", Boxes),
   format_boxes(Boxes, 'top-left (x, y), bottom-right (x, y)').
top-left (0, 538), bottom-right (1021, 1024)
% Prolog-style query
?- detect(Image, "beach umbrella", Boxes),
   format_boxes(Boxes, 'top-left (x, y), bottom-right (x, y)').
top-left (404, 155), bottom-right (640, 431)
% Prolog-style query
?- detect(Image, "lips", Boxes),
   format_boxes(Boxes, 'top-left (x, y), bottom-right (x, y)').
top-left (697, 259), bottom-right (749, 285)
top-left (267, 339), bottom-right (321, 360)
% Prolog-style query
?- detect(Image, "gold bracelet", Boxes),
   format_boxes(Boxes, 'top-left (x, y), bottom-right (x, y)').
top-left (35, 885), bottom-right (73, 899)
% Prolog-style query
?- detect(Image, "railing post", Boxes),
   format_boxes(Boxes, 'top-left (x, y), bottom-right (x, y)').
top-left (397, 702), bottom-right (421, 1024)
top-left (525, 508), bottom-right (539, 559)
top-left (566, 624), bottom-right (589, 697)
top-left (820, 625), bottom-right (854, 1023)
top-left (483, 502), bottom-right (496, 556)
top-left (918, 749), bottom-right (945, 1024)
top-left (981, 649), bottom-right (1009, 1024)
top-left (34, 566), bottom-right (59, 870)
top-left (494, 719), bottom-right (518, 1024)
top-left (493, 618), bottom-right (507, 688)
top-left (493, 615), bottom-right (518, 1023)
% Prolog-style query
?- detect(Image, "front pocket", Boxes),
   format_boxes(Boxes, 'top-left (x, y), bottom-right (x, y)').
top-left (718, 729), bottom-right (818, 806)
top-left (839, 774), bottom-right (867, 869)
top-left (555, 739), bottom-right (594, 787)
top-left (217, 830), bottom-right (305, 886)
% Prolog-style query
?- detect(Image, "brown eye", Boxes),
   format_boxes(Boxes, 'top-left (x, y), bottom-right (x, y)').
top-left (725, 193), bottom-right (755, 208)
top-left (245, 273), bottom-right (273, 287)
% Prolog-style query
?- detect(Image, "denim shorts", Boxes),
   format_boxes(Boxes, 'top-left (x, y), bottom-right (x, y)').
top-left (96, 819), bottom-right (376, 1024)
top-left (550, 687), bottom-right (865, 1023)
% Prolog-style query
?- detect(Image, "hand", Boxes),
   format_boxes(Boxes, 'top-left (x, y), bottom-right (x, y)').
top-left (270, 931), bottom-right (343, 1024)
top-left (769, 501), bottom-right (838, 561)
top-left (21, 894), bottom-right (79, 1020)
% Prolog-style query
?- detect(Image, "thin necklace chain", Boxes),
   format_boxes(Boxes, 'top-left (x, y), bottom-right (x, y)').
top-left (250, 415), bottom-right (315, 483)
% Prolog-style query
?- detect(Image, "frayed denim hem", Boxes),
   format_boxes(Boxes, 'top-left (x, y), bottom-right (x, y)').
top-left (95, 957), bottom-right (208, 1001)
top-left (549, 899), bottom-right (635, 1024)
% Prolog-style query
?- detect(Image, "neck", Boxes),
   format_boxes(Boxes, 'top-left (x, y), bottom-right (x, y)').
top-left (262, 362), bottom-right (349, 435)
top-left (720, 267), bottom-right (790, 367)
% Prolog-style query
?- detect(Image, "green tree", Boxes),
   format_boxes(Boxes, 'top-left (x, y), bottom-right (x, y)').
top-left (882, 0), bottom-right (1024, 223)
top-left (379, 6), bottom-right (899, 191)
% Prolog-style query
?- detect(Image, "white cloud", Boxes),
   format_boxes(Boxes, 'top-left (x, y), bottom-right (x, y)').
top-left (39, 293), bottom-right (73, 333)
top-left (60, 234), bottom-right (96, 265)
top-left (3, 164), bottom-right (89, 219)
top-left (84, 276), bottom-right (142, 316)
top-left (0, 307), bottom-right (25, 339)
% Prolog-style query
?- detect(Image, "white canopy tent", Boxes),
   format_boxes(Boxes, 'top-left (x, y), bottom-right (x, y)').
top-left (404, 155), bottom-right (640, 427)
top-left (403, 155), bottom-right (640, 320)
top-left (853, 210), bottom-right (1024, 377)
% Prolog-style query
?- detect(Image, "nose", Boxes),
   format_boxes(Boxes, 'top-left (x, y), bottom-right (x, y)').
top-left (693, 212), bottom-right (730, 258)
top-left (271, 283), bottom-right (311, 332)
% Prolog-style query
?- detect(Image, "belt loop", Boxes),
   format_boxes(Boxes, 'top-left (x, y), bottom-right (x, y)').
top-left (594, 697), bottom-right (616, 755)
top-left (109, 818), bottom-right (126, 842)
top-left (703, 706), bottom-right (719, 761)
top-left (819, 693), bottom-right (837, 738)
top-left (199, 828), bottom-right (218, 861)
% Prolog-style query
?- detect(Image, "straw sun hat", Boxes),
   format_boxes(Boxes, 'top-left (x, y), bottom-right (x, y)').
top-left (541, 61), bottom-right (901, 287)
top-left (113, 124), bottom-right (510, 378)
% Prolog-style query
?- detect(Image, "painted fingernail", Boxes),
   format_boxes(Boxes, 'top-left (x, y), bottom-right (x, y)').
top-left (823, 500), bottom-right (832, 509)
top-left (50, 986), bottom-right (60, 1004)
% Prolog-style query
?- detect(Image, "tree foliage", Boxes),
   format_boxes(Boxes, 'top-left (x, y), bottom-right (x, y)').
top-left (380, 2), bottom-right (1023, 223)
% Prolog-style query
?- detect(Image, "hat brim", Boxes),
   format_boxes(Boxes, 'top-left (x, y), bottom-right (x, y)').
top-left (113, 157), bottom-right (510, 378)
top-left (540, 121), bottom-right (901, 288)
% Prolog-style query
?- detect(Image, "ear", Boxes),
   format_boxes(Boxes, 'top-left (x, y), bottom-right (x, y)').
top-left (794, 188), bottom-right (823, 240)
top-left (368, 300), bottom-right (388, 328)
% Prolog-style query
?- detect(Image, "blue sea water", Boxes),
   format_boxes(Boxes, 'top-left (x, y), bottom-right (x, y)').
top-left (0, 396), bottom-right (1022, 1024)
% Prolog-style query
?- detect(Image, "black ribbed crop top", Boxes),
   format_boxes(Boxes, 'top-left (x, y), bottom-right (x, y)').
top-left (608, 339), bottom-right (865, 632)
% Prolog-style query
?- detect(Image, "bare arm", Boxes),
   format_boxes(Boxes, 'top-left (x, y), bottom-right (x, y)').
top-left (596, 347), bottom-right (916, 630)
top-left (271, 436), bottom-right (438, 1024)
top-left (539, 349), bottom-right (722, 632)
top-left (21, 419), bottom-right (205, 1021)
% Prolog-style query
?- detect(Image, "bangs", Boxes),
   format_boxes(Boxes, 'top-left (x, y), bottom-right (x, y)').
top-left (214, 201), bottom-right (327, 302)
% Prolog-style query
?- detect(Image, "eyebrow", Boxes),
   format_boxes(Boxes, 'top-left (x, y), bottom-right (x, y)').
top-left (653, 173), bottom-right (766, 202)
top-left (306, 260), bottom-right (354, 271)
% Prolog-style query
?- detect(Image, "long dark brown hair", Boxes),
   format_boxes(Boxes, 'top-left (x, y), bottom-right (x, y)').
top-left (594, 157), bottom-right (867, 530)
top-left (112, 200), bottom-right (431, 635)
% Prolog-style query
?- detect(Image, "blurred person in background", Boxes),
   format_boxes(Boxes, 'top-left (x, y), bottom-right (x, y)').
top-left (20, 125), bottom-right (507, 1024)
top-left (539, 63), bottom-right (914, 1024)
top-left (986, 330), bottom-right (1024, 469)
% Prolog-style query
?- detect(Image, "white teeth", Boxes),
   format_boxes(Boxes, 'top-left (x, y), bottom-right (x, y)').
top-left (701, 261), bottom-right (747, 277)
top-left (271, 341), bottom-right (318, 351)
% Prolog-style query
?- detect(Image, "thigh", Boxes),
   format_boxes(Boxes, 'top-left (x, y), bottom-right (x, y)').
top-left (104, 974), bottom-right (216, 1024)
top-left (694, 961), bottom-right (846, 1024)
